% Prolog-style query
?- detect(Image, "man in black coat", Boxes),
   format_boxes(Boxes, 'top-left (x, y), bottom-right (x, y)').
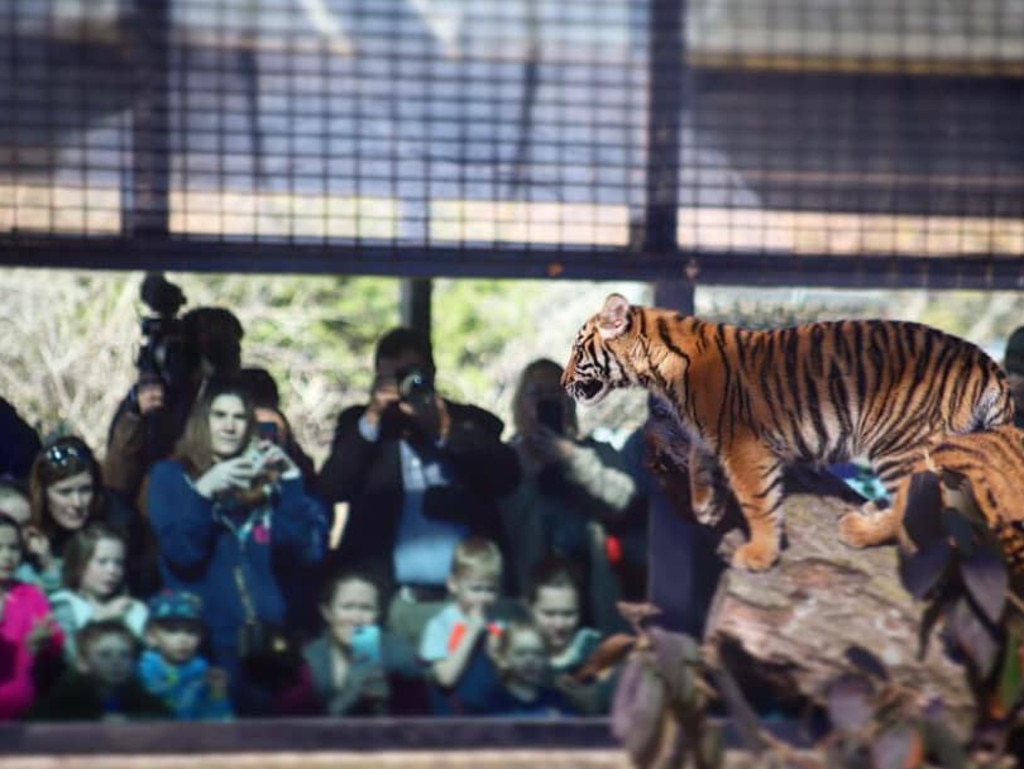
top-left (317, 327), bottom-right (521, 646)
top-left (0, 396), bottom-right (41, 480)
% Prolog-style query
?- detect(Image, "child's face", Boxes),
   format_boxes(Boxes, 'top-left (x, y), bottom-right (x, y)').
top-left (448, 568), bottom-right (500, 616)
top-left (0, 525), bottom-right (21, 579)
top-left (0, 494), bottom-right (31, 529)
top-left (148, 621), bottom-right (202, 666)
top-left (530, 585), bottom-right (580, 652)
top-left (502, 628), bottom-right (548, 687)
top-left (80, 633), bottom-right (136, 688)
top-left (80, 538), bottom-right (125, 600)
top-left (321, 578), bottom-right (379, 646)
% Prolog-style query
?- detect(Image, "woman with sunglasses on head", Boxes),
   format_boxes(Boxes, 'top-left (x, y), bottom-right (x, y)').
top-left (145, 378), bottom-right (328, 716)
top-left (24, 437), bottom-right (152, 598)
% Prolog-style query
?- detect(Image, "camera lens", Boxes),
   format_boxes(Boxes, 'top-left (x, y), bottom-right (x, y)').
top-left (398, 368), bottom-right (433, 400)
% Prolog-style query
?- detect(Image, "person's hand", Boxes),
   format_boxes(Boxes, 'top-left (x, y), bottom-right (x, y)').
top-left (25, 614), bottom-right (57, 656)
top-left (22, 526), bottom-right (53, 570)
top-left (523, 426), bottom-right (574, 466)
top-left (252, 441), bottom-right (300, 481)
top-left (365, 375), bottom-right (402, 429)
top-left (463, 601), bottom-right (491, 636)
top-left (136, 381), bottom-right (165, 415)
top-left (206, 666), bottom-right (230, 699)
top-left (93, 596), bottom-right (134, 621)
top-left (399, 393), bottom-right (450, 444)
top-left (194, 455), bottom-right (256, 498)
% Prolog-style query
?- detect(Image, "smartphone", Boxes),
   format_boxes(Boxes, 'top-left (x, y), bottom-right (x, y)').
top-left (351, 624), bottom-right (382, 667)
top-left (536, 398), bottom-right (564, 434)
top-left (257, 420), bottom-right (280, 444)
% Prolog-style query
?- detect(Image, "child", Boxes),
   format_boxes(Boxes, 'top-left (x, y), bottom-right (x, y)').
top-left (29, 619), bottom-right (170, 721)
top-left (0, 481), bottom-right (30, 529)
top-left (138, 589), bottom-right (233, 721)
top-left (0, 481), bottom-right (38, 590)
top-left (527, 560), bottom-right (603, 676)
top-left (491, 619), bottom-right (573, 717)
top-left (526, 559), bottom-right (612, 715)
top-left (0, 512), bottom-right (64, 719)
top-left (419, 537), bottom-right (506, 715)
top-left (50, 523), bottom-right (148, 663)
top-left (277, 572), bottom-right (425, 716)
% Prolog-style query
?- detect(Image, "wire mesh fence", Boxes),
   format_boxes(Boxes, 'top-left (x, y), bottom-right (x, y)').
top-left (1, 1), bottom-right (1022, 283)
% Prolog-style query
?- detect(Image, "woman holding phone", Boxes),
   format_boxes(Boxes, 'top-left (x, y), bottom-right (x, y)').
top-left (145, 378), bottom-right (328, 714)
top-left (498, 359), bottom-right (639, 635)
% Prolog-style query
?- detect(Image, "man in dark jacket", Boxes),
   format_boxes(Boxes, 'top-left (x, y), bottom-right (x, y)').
top-left (0, 396), bottom-right (41, 480)
top-left (104, 306), bottom-right (244, 507)
top-left (317, 327), bottom-right (521, 647)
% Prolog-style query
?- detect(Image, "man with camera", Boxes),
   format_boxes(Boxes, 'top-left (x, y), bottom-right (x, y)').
top-left (317, 327), bottom-right (521, 647)
top-left (104, 275), bottom-right (245, 510)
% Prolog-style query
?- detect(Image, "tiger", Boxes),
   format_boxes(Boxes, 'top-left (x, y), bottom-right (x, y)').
top-left (847, 424), bottom-right (1024, 573)
top-left (561, 293), bottom-right (1014, 571)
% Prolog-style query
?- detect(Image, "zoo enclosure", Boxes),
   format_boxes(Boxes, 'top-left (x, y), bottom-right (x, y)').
top-left (1, 0), bottom-right (1023, 289)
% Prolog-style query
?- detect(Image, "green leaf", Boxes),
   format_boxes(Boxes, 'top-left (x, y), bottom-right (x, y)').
top-left (826, 673), bottom-right (875, 733)
top-left (647, 626), bottom-right (701, 709)
top-left (710, 662), bottom-right (765, 754)
top-left (960, 544), bottom-right (1008, 625)
top-left (870, 724), bottom-right (920, 769)
top-left (903, 471), bottom-right (945, 548)
top-left (921, 707), bottom-right (968, 769)
top-left (941, 507), bottom-right (977, 555)
top-left (947, 598), bottom-right (1001, 678)
top-left (698, 722), bottom-right (725, 769)
top-left (845, 645), bottom-right (890, 681)
top-left (610, 655), bottom-right (666, 765)
top-left (995, 628), bottom-right (1024, 720)
top-left (898, 540), bottom-right (952, 601)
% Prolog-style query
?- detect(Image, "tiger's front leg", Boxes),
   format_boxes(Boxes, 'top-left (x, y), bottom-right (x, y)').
top-left (689, 444), bottom-right (729, 525)
top-left (721, 444), bottom-right (785, 571)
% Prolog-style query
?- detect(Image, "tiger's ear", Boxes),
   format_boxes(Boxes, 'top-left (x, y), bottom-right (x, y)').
top-left (598, 293), bottom-right (631, 340)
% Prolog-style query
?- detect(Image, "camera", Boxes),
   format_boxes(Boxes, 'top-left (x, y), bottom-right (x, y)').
top-left (136, 272), bottom-right (187, 399)
top-left (397, 367), bottom-right (435, 403)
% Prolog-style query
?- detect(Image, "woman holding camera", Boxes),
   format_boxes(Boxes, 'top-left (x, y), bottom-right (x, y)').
top-left (499, 359), bottom-right (639, 635)
top-left (146, 379), bottom-right (327, 715)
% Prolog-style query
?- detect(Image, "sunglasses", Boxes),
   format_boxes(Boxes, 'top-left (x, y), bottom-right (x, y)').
top-left (43, 440), bottom-right (93, 469)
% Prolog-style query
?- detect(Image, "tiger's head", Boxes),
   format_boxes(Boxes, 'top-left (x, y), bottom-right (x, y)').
top-left (561, 293), bottom-right (640, 406)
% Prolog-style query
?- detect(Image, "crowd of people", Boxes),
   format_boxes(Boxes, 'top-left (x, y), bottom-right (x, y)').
top-left (0, 304), bottom-right (668, 722)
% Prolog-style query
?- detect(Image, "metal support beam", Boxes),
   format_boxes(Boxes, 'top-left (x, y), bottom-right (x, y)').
top-left (642, 0), bottom-right (685, 254)
top-left (125, 0), bottom-right (171, 236)
top-left (400, 277), bottom-right (433, 338)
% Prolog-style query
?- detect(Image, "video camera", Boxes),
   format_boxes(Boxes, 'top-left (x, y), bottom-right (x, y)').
top-left (136, 272), bottom-right (187, 397)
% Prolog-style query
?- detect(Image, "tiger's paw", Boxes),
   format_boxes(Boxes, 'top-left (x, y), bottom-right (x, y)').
top-left (838, 508), bottom-right (898, 549)
top-left (731, 541), bottom-right (779, 571)
top-left (693, 499), bottom-right (727, 526)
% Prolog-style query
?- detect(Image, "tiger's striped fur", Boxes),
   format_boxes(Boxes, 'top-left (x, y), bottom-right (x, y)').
top-left (846, 425), bottom-right (1024, 573)
top-left (561, 294), bottom-right (1014, 571)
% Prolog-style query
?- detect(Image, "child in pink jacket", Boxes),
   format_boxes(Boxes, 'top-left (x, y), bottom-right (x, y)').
top-left (0, 512), bottom-right (64, 719)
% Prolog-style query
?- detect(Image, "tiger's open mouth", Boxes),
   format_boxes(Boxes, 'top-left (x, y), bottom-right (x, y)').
top-left (568, 378), bottom-right (607, 405)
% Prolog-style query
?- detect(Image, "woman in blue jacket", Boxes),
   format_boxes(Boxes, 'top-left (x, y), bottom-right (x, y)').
top-left (146, 379), bottom-right (327, 715)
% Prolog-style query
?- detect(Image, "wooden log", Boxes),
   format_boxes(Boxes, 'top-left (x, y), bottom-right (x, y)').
top-left (702, 490), bottom-right (975, 736)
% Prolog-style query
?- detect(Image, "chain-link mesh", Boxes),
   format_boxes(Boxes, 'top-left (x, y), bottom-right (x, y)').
top-left (1, 1), bottom-right (1022, 283)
